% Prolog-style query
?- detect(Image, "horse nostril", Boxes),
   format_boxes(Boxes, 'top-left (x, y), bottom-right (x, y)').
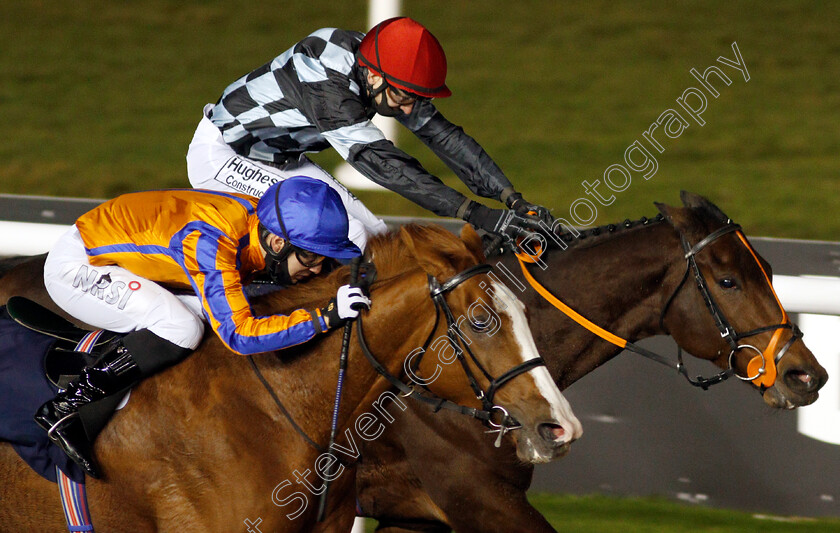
top-left (538, 423), bottom-right (565, 444)
top-left (786, 370), bottom-right (817, 391)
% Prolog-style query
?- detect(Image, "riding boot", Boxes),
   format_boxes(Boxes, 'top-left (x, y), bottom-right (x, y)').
top-left (34, 339), bottom-right (142, 478)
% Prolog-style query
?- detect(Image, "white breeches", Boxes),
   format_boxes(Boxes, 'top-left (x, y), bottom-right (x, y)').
top-left (43, 226), bottom-right (205, 350)
top-left (186, 104), bottom-right (388, 251)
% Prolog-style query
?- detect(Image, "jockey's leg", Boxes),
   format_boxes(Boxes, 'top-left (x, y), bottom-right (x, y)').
top-left (186, 104), bottom-right (388, 252)
top-left (35, 226), bottom-right (204, 478)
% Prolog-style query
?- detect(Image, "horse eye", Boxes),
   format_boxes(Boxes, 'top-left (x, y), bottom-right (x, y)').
top-left (470, 315), bottom-right (490, 332)
top-left (719, 278), bottom-right (738, 290)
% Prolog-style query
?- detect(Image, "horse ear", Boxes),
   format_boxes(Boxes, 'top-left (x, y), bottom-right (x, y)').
top-left (400, 224), bottom-right (463, 279)
top-left (654, 201), bottom-right (674, 220)
top-left (459, 224), bottom-right (486, 262)
top-left (680, 190), bottom-right (731, 224)
top-left (679, 190), bottom-right (706, 208)
top-left (655, 202), bottom-right (699, 237)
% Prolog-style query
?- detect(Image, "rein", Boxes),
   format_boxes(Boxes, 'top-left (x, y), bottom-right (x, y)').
top-left (516, 221), bottom-right (801, 391)
top-left (247, 356), bottom-right (326, 455)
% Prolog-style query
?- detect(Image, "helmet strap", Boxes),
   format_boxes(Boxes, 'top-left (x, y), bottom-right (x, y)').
top-left (364, 74), bottom-right (404, 117)
top-left (369, 78), bottom-right (387, 99)
top-left (258, 222), bottom-right (295, 285)
top-left (370, 24), bottom-right (404, 118)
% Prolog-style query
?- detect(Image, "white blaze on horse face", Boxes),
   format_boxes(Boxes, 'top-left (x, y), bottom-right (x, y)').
top-left (490, 281), bottom-right (582, 442)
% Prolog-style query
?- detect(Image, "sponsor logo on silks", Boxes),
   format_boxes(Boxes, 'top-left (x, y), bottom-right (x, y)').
top-left (72, 266), bottom-right (140, 310)
top-left (214, 156), bottom-right (282, 197)
top-left (225, 157), bottom-right (280, 184)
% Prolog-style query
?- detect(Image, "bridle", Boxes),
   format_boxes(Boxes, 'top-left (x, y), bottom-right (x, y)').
top-left (357, 263), bottom-right (546, 446)
top-left (516, 220), bottom-right (801, 391)
top-left (659, 221), bottom-right (801, 390)
top-left (248, 262), bottom-right (548, 459)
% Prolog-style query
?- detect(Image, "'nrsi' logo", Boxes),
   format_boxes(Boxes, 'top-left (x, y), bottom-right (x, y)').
top-left (72, 266), bottom-right (139, 309)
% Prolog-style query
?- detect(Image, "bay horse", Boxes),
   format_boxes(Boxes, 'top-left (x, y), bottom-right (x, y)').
top-left (0, 224), bottom-right (582, 532)
top-left (353, 192), bottom-right (828, 533)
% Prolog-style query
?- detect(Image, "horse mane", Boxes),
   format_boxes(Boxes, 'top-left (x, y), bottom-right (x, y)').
top-left (253, 195), bottom-right (729, 313)
top-left (543, 192), bottom-right (732, 253)
top-left (369, 223), bottom-right (481, 275)
top-left (250, 265), bottom-right (349, 315)
top-left (536, 213), bottom-right (668, 253)
top-left (363, 228), bottom-right (414, 280)
top-left (251, 223), bottom-right (472, 314)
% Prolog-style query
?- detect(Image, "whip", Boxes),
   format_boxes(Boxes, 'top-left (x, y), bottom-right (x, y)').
top-left (316, 255), bottom-right (362, 522)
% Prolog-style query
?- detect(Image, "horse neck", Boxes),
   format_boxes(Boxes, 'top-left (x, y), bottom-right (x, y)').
top-left (225, 269), bottom-right (436, 444)
top-left (497, 222), bottom-right (683, 389)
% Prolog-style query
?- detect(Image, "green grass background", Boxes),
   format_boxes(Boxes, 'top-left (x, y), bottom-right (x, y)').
top-left (1, 1), bottom-right (838, 240)
top-left (359, 493), bottom-right (840, 532)
top-left (3, 2), bottom-right (839, 528)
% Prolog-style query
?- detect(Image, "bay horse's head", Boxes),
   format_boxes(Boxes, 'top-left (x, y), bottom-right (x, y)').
top-left (368, 224), bottom-right (582, 462)
top-left (656, 191), bottom-right (827, 408)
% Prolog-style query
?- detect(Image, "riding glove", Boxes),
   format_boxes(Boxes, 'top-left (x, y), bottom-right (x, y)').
top-left (321, 284), bottom-right (371, 329)
top-left (505, 192), bottom-right (554, 225)
top-left (464, 202), bottom-right (544, 240)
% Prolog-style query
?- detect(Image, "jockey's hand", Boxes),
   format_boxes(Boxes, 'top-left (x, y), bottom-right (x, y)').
top-left (321, 284), bottom-right (371, 329)
top-left (506, 192), bottom-right (554, 225)
top-left (465, 202), bottom-right (544, 241)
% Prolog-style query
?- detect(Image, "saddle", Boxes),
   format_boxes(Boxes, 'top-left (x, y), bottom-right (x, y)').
top-left (6, 296), bottom-right (118, 388)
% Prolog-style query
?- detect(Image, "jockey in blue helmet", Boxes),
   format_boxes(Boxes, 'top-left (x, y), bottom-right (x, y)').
top-left (37, 176), bottom-right (370, 478)
top-left (257, 176), bottom-right (362, 286)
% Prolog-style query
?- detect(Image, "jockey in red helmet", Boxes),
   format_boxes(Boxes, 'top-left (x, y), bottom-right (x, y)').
top-left (357, 16), bottom-right (451, 117)
top-left (188, 17), bottom-right (551, 247)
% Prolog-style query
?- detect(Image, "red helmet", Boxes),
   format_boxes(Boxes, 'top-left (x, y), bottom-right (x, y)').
top-left (357, 17), bottom-right (451, 99)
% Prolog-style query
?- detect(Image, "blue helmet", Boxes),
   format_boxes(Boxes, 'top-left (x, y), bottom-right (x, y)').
top-left (256, 176), bottom-right (361, 260)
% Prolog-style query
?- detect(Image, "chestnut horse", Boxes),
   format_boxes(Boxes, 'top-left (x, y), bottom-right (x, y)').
top-left (0, 224), bottom-right (582, 532)
top-left (354, 192), bottom-right (828, 533)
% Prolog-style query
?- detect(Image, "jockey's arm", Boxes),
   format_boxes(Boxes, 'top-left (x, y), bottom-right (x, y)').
top-left (397, 101), bottom-right (516, 204)
top-left (330, 107), bottom-right (518, 220)
top-left (345, 139), bottom-right (470, 218)
top-left (183, 232), bottom-right (327, 356)
top-left (308, 84), bottom-right (525, 222)
top-left (303, 83), bottom-right (474, 219)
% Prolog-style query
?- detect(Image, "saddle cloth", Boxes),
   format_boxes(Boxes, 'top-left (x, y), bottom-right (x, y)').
top-left (0, 300), bottom-right (124, 484)
top-left (0, 305), bottom-right (87, 482)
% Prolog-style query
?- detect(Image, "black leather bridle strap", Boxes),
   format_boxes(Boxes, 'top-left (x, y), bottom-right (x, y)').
top-left (681, 224), bottom-right (743, 349)
top-left (429, 274), bottom-right (494, 400)
top-left (429, 265), bottom-right (547, 409)
top-left (657, 221), bottom-right (801, 388)
top-left (355, 315), bottom-right (495, 423)
top-left (683, 223), bottom-right (742, 259)
top-left (518, 221), bottom-right (777, 391)
top-left (773, 324), bottom-right (803, 363)
top-left (485, 358), bottom-right (545, 405)
top-left (430, 264), bottom-right (493, 296)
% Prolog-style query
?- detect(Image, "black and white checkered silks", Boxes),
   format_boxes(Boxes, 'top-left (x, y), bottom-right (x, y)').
top-left (187, 27), bottom-right (515, 229)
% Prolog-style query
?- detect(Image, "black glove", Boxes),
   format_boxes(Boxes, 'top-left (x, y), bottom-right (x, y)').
top-left (464, 202), bottom-right (544, 240)
top-left (320, 284), bottom-right (371, 329)
top-left (505, 192), bottom-right (554, 225)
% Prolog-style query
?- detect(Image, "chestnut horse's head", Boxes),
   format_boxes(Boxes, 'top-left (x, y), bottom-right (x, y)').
top-left (656, 191), bottom-right (827, 408)
top-left (369, 224), bottom-right (582, 463)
